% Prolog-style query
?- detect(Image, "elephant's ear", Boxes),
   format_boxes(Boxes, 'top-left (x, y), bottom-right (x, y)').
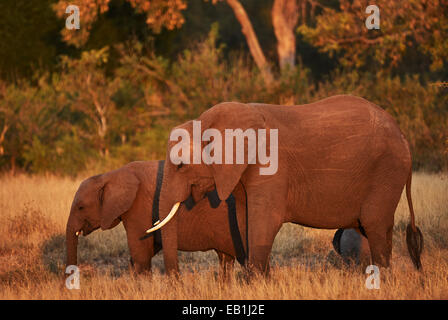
top-left (202, 102), bottom-right (266, 201)
top-left (99, 168), bottom-right (140, 230)
top-left (210, 163), bottom-right (248, 201)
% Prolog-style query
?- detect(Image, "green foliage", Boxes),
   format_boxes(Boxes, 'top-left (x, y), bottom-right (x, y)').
top-left (313, 71), bottom-right (448, 170)
top-left (368, 76), bottom-right (448, 170)
top-left (0, 0), bottom-right (66, 82)
top-left (169, 23), bottom-right (313, 114)
top-left (298, 0), bottom-right (448, 73)
top-left (1, 12), bottom-right (447, 175)
top-left (23, 133), bottom-right (95, 176)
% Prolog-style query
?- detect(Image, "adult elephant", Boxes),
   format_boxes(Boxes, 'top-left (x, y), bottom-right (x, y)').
top-left (66, 161), bottom-right (247, 275)
top-left (147, 95), bottom-right (423, 275)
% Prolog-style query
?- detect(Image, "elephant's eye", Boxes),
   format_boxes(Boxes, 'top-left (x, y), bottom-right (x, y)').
top-left (78, 206), bottom-right (84, 211)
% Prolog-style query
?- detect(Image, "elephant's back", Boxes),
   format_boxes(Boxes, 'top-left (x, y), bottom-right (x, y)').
top-left (253, 95), bottom-right (391, 131)
top-left (255, 95), bottom-right (411, 226)
top-left (253, 95), bottom-right (408, 155)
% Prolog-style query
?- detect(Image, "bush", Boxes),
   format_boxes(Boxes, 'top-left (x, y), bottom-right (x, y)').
top-left (23, 132), bottom-right (96, 176)
top-left (0, 26), bottom-right (446, 175)
top-left (314, 71), bottom-right (448, 170)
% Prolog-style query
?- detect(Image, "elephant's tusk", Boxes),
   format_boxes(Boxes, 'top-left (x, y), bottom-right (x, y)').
top-left (75, 231), bottom-right (80, 236)
top-left (144, 202), bottom-right (180, 234)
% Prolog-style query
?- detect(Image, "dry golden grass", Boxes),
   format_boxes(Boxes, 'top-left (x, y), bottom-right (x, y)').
top-left (0, 172), bottom-right (447, 299)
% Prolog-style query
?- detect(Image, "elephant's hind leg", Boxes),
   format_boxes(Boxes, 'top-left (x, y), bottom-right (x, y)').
top-left (359, 183), bottom-right (403, 268)
top-left (361, 220), bottom-right (394, 268)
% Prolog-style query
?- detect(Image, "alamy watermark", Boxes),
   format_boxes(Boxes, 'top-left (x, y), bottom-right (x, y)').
top-left (65, 265), bottom-right (80, 290)
top-left (365, 5), bottom-right (380, 30)
top-left (65, 5), bottom-right (80, 30)
top-left (169, 120), bottom-right (278, 175)
top-left (63, 4), bottom-right (379, 32)
top-left (365, 265), bottom-right (380, 289)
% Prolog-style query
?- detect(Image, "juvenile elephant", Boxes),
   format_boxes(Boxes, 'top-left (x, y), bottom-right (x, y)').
top-left (66, 161), bottom-right (247, 275)
top-left (147, 95), bottom-right (423, 275)
top-left (332, 228), bottom-right (371, 266)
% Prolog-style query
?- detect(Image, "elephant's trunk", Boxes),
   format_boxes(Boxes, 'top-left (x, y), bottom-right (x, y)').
top-left (66, 220), bottom-right (79, 267)
top-left (156, 161), bottom-right (192, 276)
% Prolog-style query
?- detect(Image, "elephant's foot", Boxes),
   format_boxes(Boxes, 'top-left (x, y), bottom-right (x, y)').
top-left (129, 257), bottom-right (152, 275)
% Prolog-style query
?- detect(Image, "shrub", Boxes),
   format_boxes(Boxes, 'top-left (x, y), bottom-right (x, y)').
top-left (0, 26), bottom-right (446, 174)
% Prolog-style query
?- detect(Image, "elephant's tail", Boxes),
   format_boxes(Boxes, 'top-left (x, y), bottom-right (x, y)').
top-left (405, 170), bottom-right (424, 270)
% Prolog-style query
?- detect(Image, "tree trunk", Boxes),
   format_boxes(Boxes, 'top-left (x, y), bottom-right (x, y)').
top-left (98, 124), bottom-right (108, 157)
top-left (272, 0), bottom-right (299, 70)
top-left (10, 155), bottom-right (15, 175)
top-left (86, 73), bottom-right (109, 157)
top-left (226, 0), bottom-right (273, 83)
top-left (0, 123), bottom-right (8, 156)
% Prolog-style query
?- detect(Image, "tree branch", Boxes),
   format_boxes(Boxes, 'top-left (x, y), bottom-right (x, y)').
top-left (226, 0), bottom-right (273, 83)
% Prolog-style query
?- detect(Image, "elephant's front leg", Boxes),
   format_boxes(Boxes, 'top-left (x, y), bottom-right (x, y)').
top-left (129, 255), bottom-right (151, 274)
top-left (216, 250), bottom-right (235, 281)
top-left (244, 183), bottom-right (286, 277)
top-left (126, 233), bottom-right (153, 274)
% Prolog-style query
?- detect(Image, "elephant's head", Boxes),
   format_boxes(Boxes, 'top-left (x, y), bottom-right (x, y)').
top-left (66, 167), bottom-right (139, 267)
top-left (149, 102), bottom-right (267, 274)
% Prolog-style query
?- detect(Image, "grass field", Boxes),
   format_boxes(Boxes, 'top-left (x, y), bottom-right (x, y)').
top-left (0, 172), bottom-right (447, 299)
